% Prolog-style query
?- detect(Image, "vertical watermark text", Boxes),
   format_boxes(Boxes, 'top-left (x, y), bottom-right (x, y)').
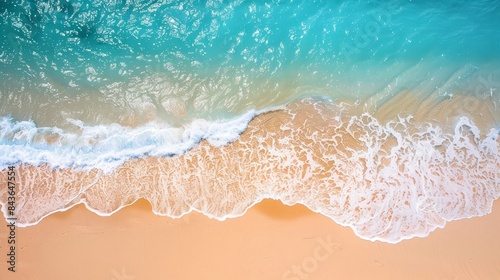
top-left (6, 166), bottom-right (17, 272)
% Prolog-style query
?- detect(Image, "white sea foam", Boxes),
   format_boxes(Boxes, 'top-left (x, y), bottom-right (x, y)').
top-left (0, 100), bottom-right (498, 243)
top-left (0, 108), bottom-right (273, 173)
top-left (275, 107), bottom-right (500, 242)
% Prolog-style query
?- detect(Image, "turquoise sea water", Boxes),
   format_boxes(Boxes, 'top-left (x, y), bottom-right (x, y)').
top-left (1, 0), bottom-right (499, 124)
top-left (0, 0), bottom-right (499, 242)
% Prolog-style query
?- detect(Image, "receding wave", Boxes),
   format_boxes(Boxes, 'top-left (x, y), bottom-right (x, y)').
top-left (0, 108), bottom-right (266, 173)
top-left (1, 98), bottom-right (498, 243)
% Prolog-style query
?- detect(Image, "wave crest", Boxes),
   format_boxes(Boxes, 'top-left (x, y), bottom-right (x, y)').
top-left (1, 100), bottom-right (499, 243)
top-left (0, 109), bottom-right (260, 173)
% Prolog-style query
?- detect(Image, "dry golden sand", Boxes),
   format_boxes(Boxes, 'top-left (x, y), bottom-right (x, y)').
top-left (0, 199), bottom-right (500, 280)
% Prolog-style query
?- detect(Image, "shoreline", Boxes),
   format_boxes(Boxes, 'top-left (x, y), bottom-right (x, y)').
top-left (1, 198), bottom-right (499, 279)
top-left (1, 96), bottom-right (499, 243)
top-left (1, 93), bottom-right (497, 175)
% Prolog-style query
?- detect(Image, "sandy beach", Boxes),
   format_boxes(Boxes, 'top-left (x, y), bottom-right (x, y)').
top-left (1, 1), bottom-right (499, 279)
top-left (1, 95), bottom-right (499, 279)
top-left (0, 198), bottom-right (499, 280)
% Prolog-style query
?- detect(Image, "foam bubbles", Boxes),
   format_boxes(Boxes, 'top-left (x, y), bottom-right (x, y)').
top-left (0, 109), bottom-right (261, 174)
top-left (0, 100), bottom-right (498, 243)
top-left (275, 101), bottom-right (499, 242)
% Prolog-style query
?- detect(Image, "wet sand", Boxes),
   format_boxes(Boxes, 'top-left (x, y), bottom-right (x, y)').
top-left (0, 199), bottom-right (499, 280)
top-left (0, 94), bottom-right (498, 279)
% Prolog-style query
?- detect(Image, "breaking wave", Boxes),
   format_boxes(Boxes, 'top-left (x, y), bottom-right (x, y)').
top-left (1, 99), bottom-right (498, 243)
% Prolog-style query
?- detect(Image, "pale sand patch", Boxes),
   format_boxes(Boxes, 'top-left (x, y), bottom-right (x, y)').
top-left (0, 199), bottom-right (499, 280)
